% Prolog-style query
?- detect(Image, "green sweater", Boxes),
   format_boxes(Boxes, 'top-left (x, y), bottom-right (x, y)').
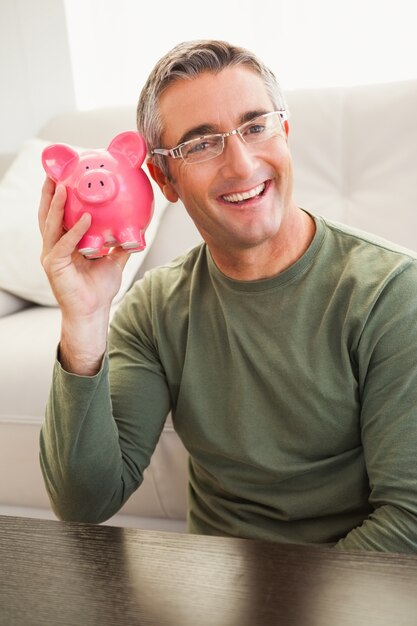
top-left (40, 214), bottom-right (417, 552)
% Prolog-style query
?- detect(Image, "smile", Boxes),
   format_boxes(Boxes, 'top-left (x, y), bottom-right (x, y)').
top-left (221, 182), bottom-right (266, 203)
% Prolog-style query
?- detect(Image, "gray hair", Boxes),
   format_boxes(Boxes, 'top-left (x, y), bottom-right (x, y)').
top-left (136, 39), bottom-right (287, 176)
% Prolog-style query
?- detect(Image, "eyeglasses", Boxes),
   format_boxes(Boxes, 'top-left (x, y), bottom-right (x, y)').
top-left (151, 110), bottom-right (288, 165)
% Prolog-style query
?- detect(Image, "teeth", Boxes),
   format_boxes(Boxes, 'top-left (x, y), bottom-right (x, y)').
top-left (222, 182), bottom-right (265, 203)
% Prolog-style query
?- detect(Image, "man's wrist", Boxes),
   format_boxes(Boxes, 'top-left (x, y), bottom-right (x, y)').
top-left (59, 311), bottom-right (110, 376)
top-left (58, 340), bottom-right (106, 376)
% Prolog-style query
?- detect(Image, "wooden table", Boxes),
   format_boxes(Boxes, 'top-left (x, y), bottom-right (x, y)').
top-left (1, 515), bottom-right (417, 626)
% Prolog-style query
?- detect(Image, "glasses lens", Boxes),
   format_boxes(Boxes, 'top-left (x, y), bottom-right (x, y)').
top-left (240, 113), bottom-right (283, 144)
top-left (182, 135), bottom-right (223, 164)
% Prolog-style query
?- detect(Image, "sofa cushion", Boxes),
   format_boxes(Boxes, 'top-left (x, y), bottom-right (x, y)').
top-left (0, 290), bottom-right (30, 317)
top-left (0, 304), bottom-right (188, 523)
top-left (0, 137), bottom-right (169, 305)
top-left (286, 79), bottom-right (417, 252)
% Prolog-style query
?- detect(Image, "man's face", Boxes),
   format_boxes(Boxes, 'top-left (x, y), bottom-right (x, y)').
top-left (156, 66), bottom-right (296, 255)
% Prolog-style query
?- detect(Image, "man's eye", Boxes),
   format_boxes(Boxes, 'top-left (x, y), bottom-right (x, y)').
top-left (186, 140), bottom-right (211, 155)
top-left (245, 123), bottom-right (266, 136)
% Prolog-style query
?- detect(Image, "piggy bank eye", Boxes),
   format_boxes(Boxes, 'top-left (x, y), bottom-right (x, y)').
top-left (85, 165), bottom-right (90, 170)
top-left (100, 164), bottom-right (104, 168)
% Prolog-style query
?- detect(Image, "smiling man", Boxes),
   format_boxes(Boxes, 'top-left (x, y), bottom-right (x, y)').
top-left (147, 66), bottom-right (315, 280)
top-left (39, 40), bottom-right (417, 553)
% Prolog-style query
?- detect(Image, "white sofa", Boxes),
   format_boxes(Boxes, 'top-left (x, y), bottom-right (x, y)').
top-left (1, 78), bottom-right (416, 530)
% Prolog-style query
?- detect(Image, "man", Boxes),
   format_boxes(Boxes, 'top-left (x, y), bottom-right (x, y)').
top-left (39, 40), bottom-right (417, 552)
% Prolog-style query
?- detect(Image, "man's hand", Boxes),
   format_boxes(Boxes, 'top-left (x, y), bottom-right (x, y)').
top-left (39, 177), bottom-right (130, 375)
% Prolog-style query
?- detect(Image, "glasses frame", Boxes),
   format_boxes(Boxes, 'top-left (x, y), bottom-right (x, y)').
top-left (151, 110), bottom-right (288, 165)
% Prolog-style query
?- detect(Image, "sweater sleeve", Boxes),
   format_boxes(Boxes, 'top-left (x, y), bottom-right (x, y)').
top-left (334, 260), bottom-right (417, 552)
top-left (39, 278), bottom-right (172, 524)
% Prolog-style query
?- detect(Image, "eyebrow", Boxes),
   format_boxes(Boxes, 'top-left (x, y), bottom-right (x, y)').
top-left (176, 109), bottom-right (270, 146)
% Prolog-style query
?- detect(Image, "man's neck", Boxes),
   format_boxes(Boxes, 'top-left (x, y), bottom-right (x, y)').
top-left (209, 209), bottom-right (316, 282)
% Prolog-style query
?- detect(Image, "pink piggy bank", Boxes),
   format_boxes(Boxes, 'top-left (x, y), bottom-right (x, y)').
top-left (42, 131), bottom-right (154, 258)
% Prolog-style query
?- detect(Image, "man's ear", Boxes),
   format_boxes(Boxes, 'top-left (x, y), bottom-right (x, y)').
top-left (146, 160), bottom-right (178, 203)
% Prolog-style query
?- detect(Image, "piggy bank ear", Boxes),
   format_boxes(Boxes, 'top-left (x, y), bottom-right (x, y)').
top-left (107, 131), bottom-right (147, 167)
top-left (42, 144), bottom-right (79, 181)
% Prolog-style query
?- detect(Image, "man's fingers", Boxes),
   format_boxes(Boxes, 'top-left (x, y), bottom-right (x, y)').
top-left (39, 177), bottom-right (129, 276)
top-left (38, 176), bottom-right (56, 234)
top-left (51, 213), bottom-right (92, 261)
top-left (41, 183), bottom-right (69, 257)
top-left (40, 177), bottom-right (92, 268)
top-left (41, 213), bottom-right (92, 279)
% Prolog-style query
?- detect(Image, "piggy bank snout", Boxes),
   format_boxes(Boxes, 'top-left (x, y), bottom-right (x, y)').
top-left (75, 168), bottom-right (118, 204)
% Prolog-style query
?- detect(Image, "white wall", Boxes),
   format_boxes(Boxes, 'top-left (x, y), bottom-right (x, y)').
top-left (0, 0), bottom-right (75, 154)
top-left (65, 0), bottom-right (417, 109)
top-left (1, 0), bottom-right (416, 154)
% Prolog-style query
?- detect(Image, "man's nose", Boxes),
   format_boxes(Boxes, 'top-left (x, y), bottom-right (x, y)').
top-left (220, 133), bottom-right (255, 179)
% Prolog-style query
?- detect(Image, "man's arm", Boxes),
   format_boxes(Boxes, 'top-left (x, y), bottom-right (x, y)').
top-left (38, 178), bottom-right (170, 522)
top-left (334, 260), bottom-right (417, 552)
top-left (40, 354), bottom-right (123, 523)
top-left (39, 177), bottom-right (130, 375)
top-left (39, 315), bottom-right (171, 524)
